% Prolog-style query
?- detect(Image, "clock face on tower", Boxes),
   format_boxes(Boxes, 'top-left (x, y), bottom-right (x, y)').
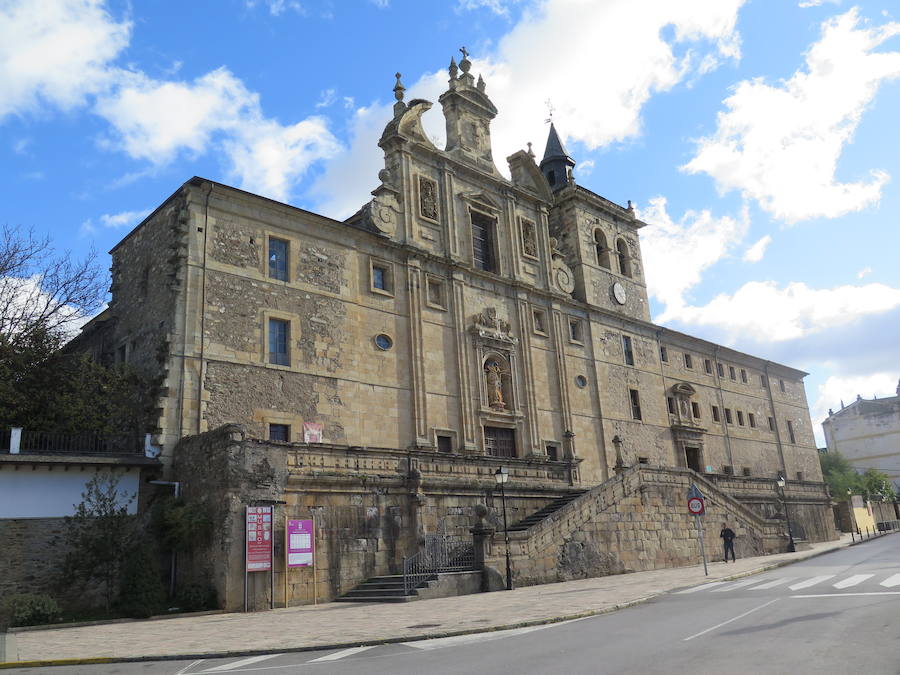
top-left (612, 282), bottom-right (627, 305)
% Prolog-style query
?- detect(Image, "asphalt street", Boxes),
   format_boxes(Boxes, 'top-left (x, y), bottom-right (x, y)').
top-left (8, 534), bottom-right (899, 675)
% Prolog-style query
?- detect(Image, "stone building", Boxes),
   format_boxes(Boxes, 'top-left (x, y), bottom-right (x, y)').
top-left (73, 53), bottom-right (833, 607)
top-left (822, 381), bottom-right (900, 490)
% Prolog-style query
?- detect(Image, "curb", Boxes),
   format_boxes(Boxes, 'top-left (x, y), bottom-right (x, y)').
top-left (0, 535), bottom-right (875, 670)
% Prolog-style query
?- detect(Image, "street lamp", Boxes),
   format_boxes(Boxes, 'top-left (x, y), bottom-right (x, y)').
top-left (494, 466), bottom-right (513, 591)
top-left (612, 435), bottom-right (626, 475)
top-left (776, 474), bottom-right (796, 553)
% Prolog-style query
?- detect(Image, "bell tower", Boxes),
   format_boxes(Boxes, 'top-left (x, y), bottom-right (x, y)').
top-left (539, 122), bottom-right (576, 191)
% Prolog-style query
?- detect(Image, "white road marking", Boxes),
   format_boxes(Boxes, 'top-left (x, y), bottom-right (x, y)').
top-left (879, 573), bottom-right (900, 588)
top-left (202, 654), bottom-right (283, 672)
top-left (676, 581), bottom-right (730, 594)
top-left (175, 660), bottom-right (205, 675)
top-left (711, 579), bottom-right (763, 592)
top-left (749, 578), bottom-right (793, 590)
top-left (683, 599), bottom-right (779, 641)
top-left (403, 623), bottom-right (558, 650)
top-left (307, 646), bottom-right (376, 662)
top-left (792, 592), bottom-right (900, 598)
top-left (788, 575), bottom-right (835, 591)
top-left (833, 574), bottom-right (874, 589)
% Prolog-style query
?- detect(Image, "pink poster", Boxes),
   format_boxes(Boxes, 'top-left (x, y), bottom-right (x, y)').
top-left (303, 422), bottom-right (323, 443)
top-left (246, 506), bottom-right (273, 572)
top-left (287, 519), bottom-right (314, 567)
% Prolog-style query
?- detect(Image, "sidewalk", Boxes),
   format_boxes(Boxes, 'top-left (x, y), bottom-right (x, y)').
top-left (2, 534), bottom-right (859, 666)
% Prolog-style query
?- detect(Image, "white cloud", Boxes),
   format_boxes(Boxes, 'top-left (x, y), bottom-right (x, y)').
top-left (857, 266), bottom-right (872, 279)
top-left (246, 0), bottom-right (305, 16)
top-left (742, 234), bottom-right (772, 262)
top-left (12, 137), bottom-right (31, 154)
top-left (576, 159), bottom-right (595, 177)
top-left (638, 196), bottom-right (749, 318)
top-left (811, 372), bottom-right (898, 433)
top-left (81, 208), bottom-right (150, 234)
top-left (683, 9), bottom-right (900, 223)
top-left (0, 0), bottom-right (130, 120)
top-left (670, 280), bottom-right (900, 343)
top-left (458, 0), bottom-right (522, 15)
top-left (799, 0), bottom-right (841, 7)
top-left (95, 67), bottom-right (341, 202)
top-left (313, 0), bottom-right (746, 217)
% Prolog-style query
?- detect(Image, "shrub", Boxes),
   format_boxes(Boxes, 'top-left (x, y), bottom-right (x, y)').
top-left (117, 542), bottom-right (166, 619)
top-left (3, 593), bottom-right (62, 627)
top-left (176, 582), bottom-right (218, 612)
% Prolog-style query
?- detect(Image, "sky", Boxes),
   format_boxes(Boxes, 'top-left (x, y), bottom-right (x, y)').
top-left (2, 0), bottom-right (899, 447)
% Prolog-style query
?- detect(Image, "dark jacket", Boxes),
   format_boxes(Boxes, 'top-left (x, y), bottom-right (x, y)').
top-left (720, 527), bottom-right (736, 543)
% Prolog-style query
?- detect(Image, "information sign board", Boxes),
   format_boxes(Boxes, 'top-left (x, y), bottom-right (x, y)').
top-left (287, 519), bottom-right (314, 567)
top-left (246, 506), bottom-right (273, 572)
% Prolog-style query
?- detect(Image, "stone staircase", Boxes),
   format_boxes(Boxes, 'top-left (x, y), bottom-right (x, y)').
top-left (336, 573), bottom-right (432, 603)
top-left (505, 491), bottom-right (588, 532)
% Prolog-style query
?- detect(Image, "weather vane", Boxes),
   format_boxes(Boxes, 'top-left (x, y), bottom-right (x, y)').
top-left (460, 46), bottom-right (469, 60)
top-left (545, 98), bottom-right (555, 124)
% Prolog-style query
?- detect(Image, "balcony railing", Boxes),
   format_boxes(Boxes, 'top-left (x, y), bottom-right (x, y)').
top-left (2, 428), bottom-right (145, 456)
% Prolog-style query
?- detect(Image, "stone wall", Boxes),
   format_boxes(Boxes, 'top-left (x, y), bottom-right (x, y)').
top-left (485, 465), bottom-right (808, 588)
top-left (0, 518), bottom-right (68, 599)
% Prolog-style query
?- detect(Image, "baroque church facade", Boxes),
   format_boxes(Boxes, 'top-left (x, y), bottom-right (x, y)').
top-left (74, 53), bottom-right (832, 604)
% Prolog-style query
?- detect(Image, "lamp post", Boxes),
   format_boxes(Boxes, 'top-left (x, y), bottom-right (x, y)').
top-left (776, 474), bottom-right (796, 553)
top-left (494, 466), bottom-right (513, 591)
top-left (612, 435), bottom-right (626, 476)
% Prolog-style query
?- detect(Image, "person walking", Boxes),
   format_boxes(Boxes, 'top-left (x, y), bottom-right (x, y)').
top-left (720, 522), bottom-right (736, 562)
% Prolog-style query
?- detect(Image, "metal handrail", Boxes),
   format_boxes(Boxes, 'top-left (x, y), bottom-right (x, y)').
top-left (2, 429), bottom-right (144, 455)
top-left (402, 534), bottom-right (475, 595)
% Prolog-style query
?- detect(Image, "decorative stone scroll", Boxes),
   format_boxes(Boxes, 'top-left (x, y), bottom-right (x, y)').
top-left (418, 176), bottom-right (438, 221)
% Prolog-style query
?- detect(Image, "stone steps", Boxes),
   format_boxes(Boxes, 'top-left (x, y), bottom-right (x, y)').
top-left (505, 492), bottom-right (587, 532)
top-left (336, 573), bottom-right (436, 603)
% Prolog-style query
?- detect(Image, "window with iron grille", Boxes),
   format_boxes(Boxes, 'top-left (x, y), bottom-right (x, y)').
top-left (629, 389), bottom-right (642, 420)
top-left (269, 423), bottom-right (290, 442)
top-left (484, 426), bottom-right (516, 457)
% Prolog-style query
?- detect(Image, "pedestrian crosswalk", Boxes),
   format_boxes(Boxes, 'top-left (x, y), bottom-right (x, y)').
top-left (677, 572), bottom-right (900, 595)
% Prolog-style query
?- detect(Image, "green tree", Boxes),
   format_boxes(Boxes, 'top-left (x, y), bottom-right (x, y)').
top-left (60, 473), bottom-right (137, 611)
top-left (819, 450), bottom-right (896, 501)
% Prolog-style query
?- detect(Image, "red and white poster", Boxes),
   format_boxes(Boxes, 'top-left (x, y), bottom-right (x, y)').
top-left (303, 422), bottom-right (323, 443)
top-left (246, 506), bottom-right (273, 572)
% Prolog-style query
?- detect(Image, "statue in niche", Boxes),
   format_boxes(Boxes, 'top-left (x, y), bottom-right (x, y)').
top-left (485, 360), bottom-right (506, 409)
top-left (521, 219), bottom-right (537, 258)
top-left (419, 176), bottom-right (438, 220)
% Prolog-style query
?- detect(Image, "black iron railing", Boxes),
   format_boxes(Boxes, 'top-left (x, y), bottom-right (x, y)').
top-left (402, 534), bottom-right (475, 595)
top-left (2, 429), bottom-right (144, 456)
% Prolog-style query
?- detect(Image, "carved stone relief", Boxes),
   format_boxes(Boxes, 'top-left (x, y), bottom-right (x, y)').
top-left (418, 176), bottom-right (438, 221)
top-left (520, 218), bottom-right (538, 258)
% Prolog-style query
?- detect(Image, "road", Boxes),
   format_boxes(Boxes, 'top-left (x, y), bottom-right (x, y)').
top-left (9, 534), bottom-right (899, 675)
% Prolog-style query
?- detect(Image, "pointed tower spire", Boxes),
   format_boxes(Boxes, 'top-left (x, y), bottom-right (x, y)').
top-left (539, 122), bottom-right (576, 190)
top-left (393, 72), bottom-right (406, 118)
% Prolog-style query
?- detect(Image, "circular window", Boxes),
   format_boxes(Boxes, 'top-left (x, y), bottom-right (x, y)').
top-left (575, 375), bottom-right (588, 388)
top-left (374, 334), bottom-right (393, 351)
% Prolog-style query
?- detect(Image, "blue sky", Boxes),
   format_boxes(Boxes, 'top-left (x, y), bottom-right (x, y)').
top-left (2, 0), bottom-right (900, 445)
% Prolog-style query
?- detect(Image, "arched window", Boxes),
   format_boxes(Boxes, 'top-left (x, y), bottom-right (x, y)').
top-left (594, 230), bottom-right (610, 269)
top-left (616, 239), bottom-right (631, 278)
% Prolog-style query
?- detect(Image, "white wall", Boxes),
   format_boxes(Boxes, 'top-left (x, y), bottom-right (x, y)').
top-left (0, 467), bottom-right (140, 518)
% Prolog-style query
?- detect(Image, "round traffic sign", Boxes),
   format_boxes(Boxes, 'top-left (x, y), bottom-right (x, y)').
top-left (688, 496), bottom-right (705, 515)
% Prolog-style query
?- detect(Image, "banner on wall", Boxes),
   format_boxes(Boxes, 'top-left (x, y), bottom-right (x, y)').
top-left (303, 422), bottom-right (323, 443)
top-left (286, 519), bottom-right (315, 567)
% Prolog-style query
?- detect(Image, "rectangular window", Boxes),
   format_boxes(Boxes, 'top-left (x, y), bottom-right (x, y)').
top-left (737, 410), bottom-right (745, 426)
top-left (484, 426), bottom-right (516, 458)
top-left (569, 319), bottom-right (583, 343)
top-left (740, 369), bottom-right (747, 384)
top-left (437, 435), bottom-right (453, 453)
top-left (629, 389), bottom-right (642, 420)
top-left (683, 353), bottom-right (693, 369)
top-left (533, 309), bottom-right (547, 335)
top-left (268, 423), bottom-right (290, 442)
top-left (787, 420), bottom-right (796, 444)
top-left (723, 465), bottom-right (734, 476)
top-left (471, 211), bottom-right (496, 272)
top-left (729, 366), bottom-right (736, 380)
top-left (779, 379), bottom-right (786, 393)
top-left (667, 397), bottom-right (676, 415)
top-left (704, 359), bottom-right (713, 375)
top-left (724, 408), bottom-right (733, 424)
top-left (749, 412), bottom-right (756, 428)
top-left (711, 405), bottom-right (720, 422)
top-left (796, 471), bottom-right (804, 481)
top-left (268, 318), bottom-right (290, 366)
top-left (768, 416), bottom-right (776, 431)
top-left (268, 238), bottom-right (289, 281)
top-left (691, 401), bottom-right (701, 419)
top-left (370, 261), bottom-right (394, 295)
top-left (742, 467), bottom-right (751, 477)
top-left (637, 456), bottom-right (649, 465)
top-left (545, 444), bottom-right (560, 462)
top-left (660, 346), bottom-right (668, 363)
top-left (760, 374), bottom-right (767, 388)
top-left (717, 363), bottom-right (725, 377)
top-left (623, 335), bottom-right (634, 366)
